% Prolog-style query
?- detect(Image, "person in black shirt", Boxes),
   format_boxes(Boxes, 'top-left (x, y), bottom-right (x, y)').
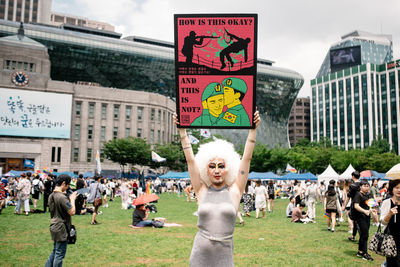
top-left (43, 174), bottom-right (55, 213)
top-left (342, 171), bottom-right (360, 241)
top-left (132, 204), bottom-right (152, 227)
top-left (76, 174), bottom-right (86, 190)
top-left (353, 179), bottom-right (376, 261)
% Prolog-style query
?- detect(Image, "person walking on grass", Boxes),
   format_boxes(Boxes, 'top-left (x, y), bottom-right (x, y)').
top-left (353, 179), bottom-right (376, 261)
top-left (14, 173), bottom-right (31, 216)
top-left (242, 181), bottom-right (253, 217)
top-left (45, 174), bottom-right (76, 267)
top-left (305, 181), bottom-right (317, 222)
top-left (324, 184), bottom-right (338, 232)
top-left (87, 175), bottom-right (104, 225)
top-left (175, 110), bottom-right (260, 267)
top-left (254, 179), bottom-right (267, 219)
top-left (31, 174), bottom-right (44, 210)
top-left (342, 171), bottom-right (361, 242)
top-left (267, 180), bottom-right (275, 213)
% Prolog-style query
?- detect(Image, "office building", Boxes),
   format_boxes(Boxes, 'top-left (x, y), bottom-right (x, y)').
top-left (311, 30), bottom-right (399, 152)
top-left (50, 11), bottom-right (115, 31)
top-left (288, 98), bottom-right (310, 146)
top-left (0, 0), bottom-right (51, 24)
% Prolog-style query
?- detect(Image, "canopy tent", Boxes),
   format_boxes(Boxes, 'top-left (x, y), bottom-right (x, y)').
top-left (248, 172), bottom-right (281, 180)
top-left (360, 170), bottom-right (387, 180)
top-left (297, 172), bottom-right (318, 180)
top-left (281, 172), bottom-right (317, 181)
top-left (386, 163), bottom-right (400, 180)
top-left (4, 170), bottom-right (34, 177)
top-left (318, 164), bottom-right (340, 184)
top-left (83, 171), bottom-right (94, 178)
top-left (159, 171), bottom-right (190, 179)
top-left (59, 171), bottom-right (78, 178)
top-left (281, 172), bottom-right (299, 180)
top-left (339, 164), bottom-right (356, 179)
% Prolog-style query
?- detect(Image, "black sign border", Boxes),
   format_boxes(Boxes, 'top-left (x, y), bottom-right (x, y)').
top-left (174, 13), bottom-right (258, 129)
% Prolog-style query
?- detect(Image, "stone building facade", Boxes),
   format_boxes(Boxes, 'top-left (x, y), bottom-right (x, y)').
top-left (0, 32), bottom-right (176, 174)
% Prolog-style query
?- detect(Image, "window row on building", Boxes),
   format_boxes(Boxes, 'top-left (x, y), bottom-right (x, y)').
top-left (311, 61), bottom-right (400, 153)
top-left (4, 59), bottom-right (35, 72)
top-left (71, 98), bottom-right (175, 164)
top-left (74, 101), bottom-right (170, 123)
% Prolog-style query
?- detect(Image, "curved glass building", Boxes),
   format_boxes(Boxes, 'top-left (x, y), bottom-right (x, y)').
top-left (0, 19), bottom-right (303, 147)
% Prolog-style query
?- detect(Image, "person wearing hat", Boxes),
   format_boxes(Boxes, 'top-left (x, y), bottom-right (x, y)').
top-left (216, 77), bottom-right (251, 126)
top-left (191, 82), bottom-right (225, 126)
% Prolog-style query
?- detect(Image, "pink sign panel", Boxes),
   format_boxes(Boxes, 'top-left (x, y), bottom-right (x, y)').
top-left (174, 14), bottom-right (257, 129)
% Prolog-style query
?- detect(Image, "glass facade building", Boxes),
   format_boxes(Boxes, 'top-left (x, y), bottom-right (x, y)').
top-left (317, 30), bottom-right (393, 77)
top-left (311, 59), bottom-right (400, 153)
top-left (0, 20), bottom-right (304, 147)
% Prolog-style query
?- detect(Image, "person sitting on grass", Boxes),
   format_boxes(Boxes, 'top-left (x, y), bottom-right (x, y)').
top-left (132, 204), bottom-right (153, 227)
top-left (74, 193), bottom-right (94, 215)
top-left (291, 201), bottom-right (308, 223)
top-left (286, 196), bottom-right (296, 218)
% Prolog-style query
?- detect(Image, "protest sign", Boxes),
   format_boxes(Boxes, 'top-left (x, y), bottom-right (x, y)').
top-left (174, 14), bottom-right (257, 128)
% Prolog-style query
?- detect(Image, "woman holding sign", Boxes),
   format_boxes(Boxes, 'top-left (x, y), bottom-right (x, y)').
top-left (174, 110), bottom-right (260, 267)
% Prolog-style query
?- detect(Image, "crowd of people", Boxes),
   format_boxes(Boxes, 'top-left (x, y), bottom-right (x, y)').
top-left (281, 171), bottom-right (400, 265)
top-left (1, 158), bottom-right (400, 266)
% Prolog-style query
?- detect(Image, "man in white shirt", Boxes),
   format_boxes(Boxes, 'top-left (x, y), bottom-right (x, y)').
top-left (286, 196), bottom-right (296, 218)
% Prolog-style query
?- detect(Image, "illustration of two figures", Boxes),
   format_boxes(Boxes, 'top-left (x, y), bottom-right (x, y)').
top-left (181, 30), bottom-right (250, 70)
top-left (191, 77), bottom-right (250, 127)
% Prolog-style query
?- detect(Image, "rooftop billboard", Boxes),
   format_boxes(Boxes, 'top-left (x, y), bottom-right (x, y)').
top-left (330, 45), bottom-right (361, 73)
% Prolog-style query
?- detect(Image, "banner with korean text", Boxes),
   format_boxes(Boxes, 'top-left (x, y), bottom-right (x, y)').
top-left (0, 88), bottom-right (72, 138)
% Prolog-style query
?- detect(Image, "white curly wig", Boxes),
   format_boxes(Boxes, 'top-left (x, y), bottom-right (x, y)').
top-left (195, 139), bottom-right (241, 187)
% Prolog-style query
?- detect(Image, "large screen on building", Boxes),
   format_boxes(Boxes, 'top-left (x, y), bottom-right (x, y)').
top-left (0, 88), bottom-right (72, 139)
top-left (330, 45), bottom-right (361, 73)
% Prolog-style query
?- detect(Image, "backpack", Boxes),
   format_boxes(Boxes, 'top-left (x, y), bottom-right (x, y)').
top-left (348, 181), bottom-right (360, 199)
top-left (33, 180), bottom-right (41, 192)
top-left (348, 182), bottom-right (360, 219)
top-left (151, 219), bottom-right (164, 228)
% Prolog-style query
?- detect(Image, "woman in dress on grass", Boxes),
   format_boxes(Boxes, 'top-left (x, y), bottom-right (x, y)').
top-left (254, 179), bottom-right (267, 219)
top-left (174, 111), bottom-right (260, 267)
top-left (324, 184), bottom-right (338, 232)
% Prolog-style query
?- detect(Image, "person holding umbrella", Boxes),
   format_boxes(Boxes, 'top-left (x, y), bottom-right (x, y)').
top-left (174, 110), bottom-right (260, 267)
top-left (131, 193), bottom-right (160, 227)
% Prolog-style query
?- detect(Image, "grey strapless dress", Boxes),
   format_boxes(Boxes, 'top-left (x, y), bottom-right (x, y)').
top-left (190, 185), bottom-right (236, 267)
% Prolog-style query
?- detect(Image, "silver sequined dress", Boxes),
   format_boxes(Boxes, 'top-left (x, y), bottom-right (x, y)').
top-left (189, 185), bottom-right (236, 267)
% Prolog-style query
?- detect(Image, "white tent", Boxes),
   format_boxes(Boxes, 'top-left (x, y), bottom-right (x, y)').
top-left (318, 164), bottom-right (340, 184)
top-left (339, 164), bottom-right (356, 179)
top-left (386, 163), bottom-right (400, 180)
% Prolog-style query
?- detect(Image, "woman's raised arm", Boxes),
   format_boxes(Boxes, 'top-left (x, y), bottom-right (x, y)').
top-left (174, 113), bottom-right (203, 195)
top-left (230, 111), bottom-right (260, 206)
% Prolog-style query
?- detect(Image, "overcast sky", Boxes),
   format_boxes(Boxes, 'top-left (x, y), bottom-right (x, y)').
top-left (52, 0), bottom-right (400, 97)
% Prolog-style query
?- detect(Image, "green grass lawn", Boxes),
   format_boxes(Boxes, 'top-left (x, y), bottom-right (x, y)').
top-left (0, 194), bottom-right (385, 266)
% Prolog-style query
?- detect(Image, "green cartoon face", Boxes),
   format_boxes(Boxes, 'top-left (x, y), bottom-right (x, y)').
top-left (223, 86), bottom-right (239, 106)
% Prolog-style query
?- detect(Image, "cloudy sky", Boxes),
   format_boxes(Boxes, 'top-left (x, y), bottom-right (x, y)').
top-left (52, 0), bottom-right (400, 97)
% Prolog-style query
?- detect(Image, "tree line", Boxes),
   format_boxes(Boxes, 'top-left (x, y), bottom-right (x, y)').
top-left (102, 131), bottom-right (399, 175)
